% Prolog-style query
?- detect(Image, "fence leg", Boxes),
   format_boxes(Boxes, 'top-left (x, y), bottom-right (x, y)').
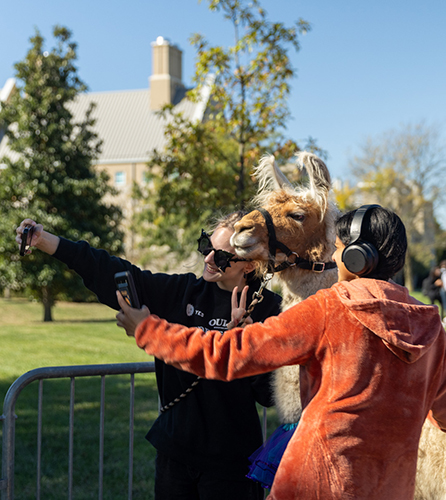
top-left (128, 374), bottom-right (135, 500)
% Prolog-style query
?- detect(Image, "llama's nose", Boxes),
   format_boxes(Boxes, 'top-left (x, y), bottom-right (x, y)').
top-left (235, 224), bottom-right (252, 234)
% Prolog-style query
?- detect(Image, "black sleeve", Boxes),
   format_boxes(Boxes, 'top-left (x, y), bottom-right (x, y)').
top-left (53, 237), bottom-right (193, 314)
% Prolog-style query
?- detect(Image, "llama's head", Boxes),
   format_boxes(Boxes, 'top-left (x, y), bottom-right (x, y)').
top-left (231, 152), bottom-right (338, 276)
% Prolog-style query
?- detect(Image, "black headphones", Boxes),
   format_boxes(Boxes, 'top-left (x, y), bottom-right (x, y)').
top-left (341, 204), bottom-right (380, 276)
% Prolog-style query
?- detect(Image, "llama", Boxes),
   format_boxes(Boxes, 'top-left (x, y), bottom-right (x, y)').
top-left (230, 151), bottom-right (446, 499)
top-left (231, 151), bottom-right (338, 425)
top-left (415, 419), bottom-right (446, 499)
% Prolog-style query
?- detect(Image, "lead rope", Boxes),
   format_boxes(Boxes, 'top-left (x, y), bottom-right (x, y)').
top-left (159, 377), bottom-right (202, 413)
top-left (159, 273), bottom-right (273, 414)
top-left (226, 271), bottom-right (273, 330)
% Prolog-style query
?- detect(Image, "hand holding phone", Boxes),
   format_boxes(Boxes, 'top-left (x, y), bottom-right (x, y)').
top-left (114, 271), bottom-right (141, 309)
top-left (20, 225), bottom-right (34, 257)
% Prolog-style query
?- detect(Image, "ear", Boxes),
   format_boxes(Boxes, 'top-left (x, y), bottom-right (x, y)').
top-left (254, 155), bottom-right (293, 192)
top-left (243, 261), bottom-right (257, 275)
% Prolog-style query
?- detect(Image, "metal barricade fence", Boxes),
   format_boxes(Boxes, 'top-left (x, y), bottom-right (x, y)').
top-left (0, 362), bottom-right (156, 500)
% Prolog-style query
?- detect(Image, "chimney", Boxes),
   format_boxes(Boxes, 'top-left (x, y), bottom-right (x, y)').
top-left (149, 36), bottom-right (183, 111)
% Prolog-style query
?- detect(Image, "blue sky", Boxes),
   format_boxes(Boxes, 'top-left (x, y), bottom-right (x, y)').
top-left (1, 0), bottom-right (445, 183)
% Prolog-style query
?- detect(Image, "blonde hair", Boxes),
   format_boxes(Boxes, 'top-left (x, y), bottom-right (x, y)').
top-left (208, 210), bottom-right (248, 233)
top-left (207, 210), bottom-right (258, 282)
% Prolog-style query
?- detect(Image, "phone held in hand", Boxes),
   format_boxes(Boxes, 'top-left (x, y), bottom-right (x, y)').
top-left (114, 271), bottom-right (141, 309)
top-left (20, 225), bottom-right (34, 257)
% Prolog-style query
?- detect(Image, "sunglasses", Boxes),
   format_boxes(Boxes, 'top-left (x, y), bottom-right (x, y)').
top-left (197, 229), bottom-right (246, 272)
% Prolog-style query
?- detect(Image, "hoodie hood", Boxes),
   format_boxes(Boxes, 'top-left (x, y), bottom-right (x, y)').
top-left (333, 279), bottom-right (443, 363)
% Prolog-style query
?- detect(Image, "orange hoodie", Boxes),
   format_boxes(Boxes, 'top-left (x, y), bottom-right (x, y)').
top-left (135, 279), bottom-right (446, 499)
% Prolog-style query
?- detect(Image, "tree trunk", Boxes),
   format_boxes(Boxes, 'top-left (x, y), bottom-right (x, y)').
top-left (42, 285), bottom-right (53, 322)
top-left (236, 141), bottom-right (245, 205)
top-left (404, 249), bottom-right (415, 293)
top-left (236, 67), bottom-right (246, 206)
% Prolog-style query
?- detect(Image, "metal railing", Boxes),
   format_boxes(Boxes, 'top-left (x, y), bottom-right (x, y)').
top-left (0, 362), bottom-right (155, 500)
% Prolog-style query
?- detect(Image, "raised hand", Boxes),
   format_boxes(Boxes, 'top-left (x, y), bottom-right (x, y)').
top-left (15, 219), bottom-right (60, 255)
top-left (230, 285), bottom-right (253, 328)
top-left (116, 291), bottom-right (150, 337)
top-left (16, 219), bottom-right (43, 255)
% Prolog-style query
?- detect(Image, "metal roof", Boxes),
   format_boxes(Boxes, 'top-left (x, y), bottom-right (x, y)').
top-left (0, 83), bottom-right (209, 165)
top-left (72, 87), bottom-right (204, 164)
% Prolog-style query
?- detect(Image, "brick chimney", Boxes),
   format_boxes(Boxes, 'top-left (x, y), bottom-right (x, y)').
top-left (149, 36), bottom-right (184, 111)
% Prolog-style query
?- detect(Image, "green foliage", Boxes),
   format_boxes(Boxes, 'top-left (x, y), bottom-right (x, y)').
top-left (0, 26), bottom-right (123, 318)
top-left (136, 0), bottom-right (322, 259)
top-left (134, 112), bottom-right (250, 258)
top-left (332, 180), bottom-right (357, 213)
top-left (191, 0), bottom-right (311, 199)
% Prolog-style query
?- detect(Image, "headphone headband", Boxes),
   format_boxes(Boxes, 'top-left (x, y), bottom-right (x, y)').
top-left (342, 204), bottom-right (381, 276)
top-left (349, 204), bottom-right (380, 245)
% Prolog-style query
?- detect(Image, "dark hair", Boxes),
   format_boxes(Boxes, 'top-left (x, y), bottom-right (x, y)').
top-left (336, 206), bottom-right (407, 280)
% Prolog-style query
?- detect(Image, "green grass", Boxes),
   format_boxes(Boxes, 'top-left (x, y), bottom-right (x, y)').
top-left (0, 298), bottom-right (152, 378)
top-left (0, 298), bottom-right (281, 499)
top-left (2, 291), bottom-right (434, 499)
top-left (0, 298), bottom-right (158, 499)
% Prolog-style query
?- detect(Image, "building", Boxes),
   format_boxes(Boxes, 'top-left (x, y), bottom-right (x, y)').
top-left (0, 36), bottom-right (212, 259)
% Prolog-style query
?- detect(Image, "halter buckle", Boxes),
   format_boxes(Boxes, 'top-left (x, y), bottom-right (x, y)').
top-left (312, 262), bottom-right (326, 273)
top-left (287, 252), bottom-right (299, 267)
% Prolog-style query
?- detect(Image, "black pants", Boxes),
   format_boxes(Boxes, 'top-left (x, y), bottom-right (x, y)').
top-left (154, 451), bottom-right (264, 500)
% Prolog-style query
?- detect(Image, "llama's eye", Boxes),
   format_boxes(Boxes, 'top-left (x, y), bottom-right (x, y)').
top-left (288, 213), bottom-right (305, 222)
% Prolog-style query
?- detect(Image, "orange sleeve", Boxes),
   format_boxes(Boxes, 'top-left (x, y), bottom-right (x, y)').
top-left (134, 293), bottom-right (326, 381)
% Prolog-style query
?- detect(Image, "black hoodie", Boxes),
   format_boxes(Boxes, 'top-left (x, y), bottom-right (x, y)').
top-left (54, 237), bottom-right (282, 475)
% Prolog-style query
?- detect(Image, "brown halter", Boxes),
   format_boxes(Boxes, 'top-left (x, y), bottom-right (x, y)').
top-left (256, 208), bottom-right (337, 274)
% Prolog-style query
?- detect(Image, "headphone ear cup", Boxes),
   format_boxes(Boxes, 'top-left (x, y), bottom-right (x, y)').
top-left (342, 242), bottom-right (379, 276)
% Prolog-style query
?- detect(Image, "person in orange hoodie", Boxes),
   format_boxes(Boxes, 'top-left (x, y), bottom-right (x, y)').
top-left (115, 205), bottom-right (446, 500)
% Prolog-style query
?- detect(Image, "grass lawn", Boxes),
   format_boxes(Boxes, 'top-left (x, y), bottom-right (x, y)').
top-left (1, 290), bottom-right (436, 499)
top-left (0, 298), bottom-right (158, 500)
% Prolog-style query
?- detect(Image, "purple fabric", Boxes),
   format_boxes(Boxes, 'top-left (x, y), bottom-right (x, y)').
top-left (246, 423), bottom-right (298, 489)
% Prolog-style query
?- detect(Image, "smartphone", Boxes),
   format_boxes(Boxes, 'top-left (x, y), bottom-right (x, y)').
top-left (114, 271), bottom-right (141, 309)
top-left (20, 226), bottom-right (33, 257)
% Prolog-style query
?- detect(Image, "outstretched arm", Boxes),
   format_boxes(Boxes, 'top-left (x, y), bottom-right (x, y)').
top-left (133, 293), bottom-right (325, 382)
top-left (16, 219), bottom-right (60, 255)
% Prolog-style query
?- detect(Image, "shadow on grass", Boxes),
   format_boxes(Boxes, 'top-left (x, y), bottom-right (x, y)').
top-left (50, 318), bottom-right (117, 323)
top-left (1, 374), bottom-right (159, 500)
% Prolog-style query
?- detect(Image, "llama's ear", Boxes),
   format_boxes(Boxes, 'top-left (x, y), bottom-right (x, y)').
top-left (253, 154), bottom-right (293, 193)
top-left (296, 151), bottom-right (331, 215)
top-left (295, 151), bottom-right (331, 195)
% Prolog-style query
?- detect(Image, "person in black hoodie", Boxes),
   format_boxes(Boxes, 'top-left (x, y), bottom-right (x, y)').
top-left (422, 266), bottom-right (444, 318)
top-left (16, 212), bottom-right (282, 500)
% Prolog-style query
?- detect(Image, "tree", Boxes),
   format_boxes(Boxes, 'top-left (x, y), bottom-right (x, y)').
top-left (191, 0), bottom-right (311, 201)
top-left (133, 112), bottom-right (242, 262)
top-left (0, 26), bottom-right (123, 321)
top-left (348, 122), bottom-right (446, 290)
top-left (332, 180), bottom-right (357, 213)
top-left (135, 0), bottom-right (322, 259)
